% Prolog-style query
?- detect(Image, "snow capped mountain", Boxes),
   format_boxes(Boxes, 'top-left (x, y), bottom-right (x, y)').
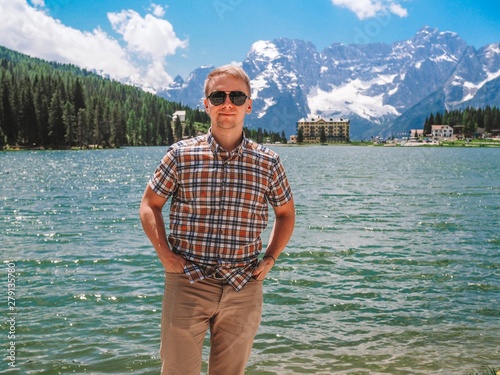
top-left (158, 26), bottom-right (500, 139)
top-left (445, 43), bottom-right (500, 105)
top-left (156, 65), bottom-right (214, 108)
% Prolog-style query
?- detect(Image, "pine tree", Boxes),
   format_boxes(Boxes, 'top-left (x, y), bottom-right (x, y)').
top-left (63, 101), bottom-right (75, 147)
top-left (257, 128), bottom-right (263, 144)
top-left (1, 74), bottom-right (16, 145)
top-left (320, 126), bottom-right (327, 143)
top-left (297, 128), bottom-right (304, 144)
top-left (435, 112), bottom-right (443, 125)
top-left (174, 116), bottom-right (182, 141)
top-left (76, 108), bottom-right (86, 147)
top-left (423, 116), bottom-right (431, 135)
top-left (484, 106), bottom-right (493, 133)
top-left (48, 88), bottom-right (64, 146)
top-left (428, 113), bottom-right (435, 126)
top-left (72, 78), bottom-right (85, 114)
top-left (92, 98), bottom-right (104, 147)
top-left (127, 109), bottom-right (138, 145)
top-left (281, 130), bottom-right (287, 143)
top-left (165, 116), bottom-right (174, 145)
top-left (462, 109), bottom-right (476, 137)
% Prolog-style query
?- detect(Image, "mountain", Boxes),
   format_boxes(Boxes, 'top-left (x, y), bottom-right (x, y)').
top-left (158, 26), bottom-right (500, 140)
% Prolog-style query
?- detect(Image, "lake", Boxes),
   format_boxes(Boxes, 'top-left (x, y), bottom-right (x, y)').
top-left (1, 145), bottom-right (499, 374)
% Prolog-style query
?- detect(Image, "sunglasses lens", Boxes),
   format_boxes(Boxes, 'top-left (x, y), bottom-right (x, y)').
top-left (229, 91), bottom-right (247, 106)
top-left (208, 91), bottom-right (226, 106)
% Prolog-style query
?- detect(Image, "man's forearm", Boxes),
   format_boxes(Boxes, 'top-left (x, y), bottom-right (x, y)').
top-left (264, 209), bottom-right (295, 261)
top-left (139, 204), bottom-right (173, 268)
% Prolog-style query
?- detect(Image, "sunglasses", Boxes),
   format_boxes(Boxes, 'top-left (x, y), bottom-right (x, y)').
top-left (206, 91), bottom-right (249, 106)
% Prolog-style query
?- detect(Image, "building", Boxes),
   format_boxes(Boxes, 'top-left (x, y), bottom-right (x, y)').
top-left (296, 117), bottom-right (350, 143)
top-left (410, 129), bottom-right (425, 138)
top-left (172, 110), bottom-right (186, 123)
top-left (431, 125), bottom-right (453, 140)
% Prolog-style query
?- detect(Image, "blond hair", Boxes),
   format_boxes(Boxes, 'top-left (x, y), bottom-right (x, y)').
top-left (204, 64), bottom-right (251, 97)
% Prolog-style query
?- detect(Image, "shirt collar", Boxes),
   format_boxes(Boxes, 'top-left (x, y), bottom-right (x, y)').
top-left (206, 128), bottom-right (247, 157)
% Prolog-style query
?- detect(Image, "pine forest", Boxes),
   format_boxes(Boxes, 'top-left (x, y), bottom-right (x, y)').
top-left (423, 107), bottom-right (500, 136)
top-left (0, 46), bottom-right (210, 150)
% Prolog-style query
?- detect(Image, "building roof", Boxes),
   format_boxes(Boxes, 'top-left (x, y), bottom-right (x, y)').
top-left (298, 117), bottom-right (349, 123)
top-left (431, 125), bottom-right (452, 130)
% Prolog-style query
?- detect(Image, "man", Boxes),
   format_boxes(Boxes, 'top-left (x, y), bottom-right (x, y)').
top-left (139, 64), bottom-right (295, 375)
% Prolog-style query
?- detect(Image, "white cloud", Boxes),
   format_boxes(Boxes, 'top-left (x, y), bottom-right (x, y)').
top-left (108, 9), bottom-right (187, 60)
top-left (150, 3), bottom-right (166, 18)
top-left (0, 0), bottom-right (188, 89)
top-left (331, 0), bottom-right (408, 19)
top-left (107, 7), bottom-right (188, 88)
top-left (389, 3), bottom-right (408, 17)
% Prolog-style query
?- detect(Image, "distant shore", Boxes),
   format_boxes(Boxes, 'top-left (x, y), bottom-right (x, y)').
top-left (279, 139), bottom-right (500, 148)
top-left (3, 138), bottom-right (500, 151)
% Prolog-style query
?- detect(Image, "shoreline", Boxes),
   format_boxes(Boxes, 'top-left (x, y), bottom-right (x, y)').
top-left (3, 139), bottom-right (500, 151)
top-left (270, 141), bottom-right (500, 148)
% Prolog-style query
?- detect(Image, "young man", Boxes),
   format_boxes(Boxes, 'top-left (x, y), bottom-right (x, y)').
top-left (139, 64), bottom-right (295, 375)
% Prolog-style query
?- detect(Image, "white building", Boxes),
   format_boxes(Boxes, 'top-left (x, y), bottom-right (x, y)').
top-left (431, 125), bottom-right (453, 140)
top-left (172, 110), bottom-right (186, 123)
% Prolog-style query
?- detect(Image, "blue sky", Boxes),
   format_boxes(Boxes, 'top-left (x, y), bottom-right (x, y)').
top-left (1, 0), bottom-right (499, 89)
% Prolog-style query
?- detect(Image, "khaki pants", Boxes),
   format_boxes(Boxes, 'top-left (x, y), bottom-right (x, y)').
top-left (160, 273), bottom-right (263, 375)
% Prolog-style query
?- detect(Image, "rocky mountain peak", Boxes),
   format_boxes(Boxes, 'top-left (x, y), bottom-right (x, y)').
top-left (158, 27), bottom-right (500, 139)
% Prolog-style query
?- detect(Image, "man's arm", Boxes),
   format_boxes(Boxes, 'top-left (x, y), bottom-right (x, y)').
top-left (253, 198), bottom-right (295, 280)
top-left (139, 185), bottom-right (186, 272)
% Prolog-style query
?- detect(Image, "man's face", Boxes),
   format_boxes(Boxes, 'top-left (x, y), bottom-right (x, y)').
top-left (204, 75), bottom-right (252, 132)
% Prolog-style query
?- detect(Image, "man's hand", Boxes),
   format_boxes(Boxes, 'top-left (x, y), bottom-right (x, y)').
top-left (163, 252), bottom-right (187, 273)
top-left (252, 257), bottom-right (275, 280)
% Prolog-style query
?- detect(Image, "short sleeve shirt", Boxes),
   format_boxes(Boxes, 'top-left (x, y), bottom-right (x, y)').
top-left (149, 130), bottom-right (293, 291)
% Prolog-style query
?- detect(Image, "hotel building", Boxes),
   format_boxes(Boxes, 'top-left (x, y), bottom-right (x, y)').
top-left (296, 117), bottom-right (350, 143)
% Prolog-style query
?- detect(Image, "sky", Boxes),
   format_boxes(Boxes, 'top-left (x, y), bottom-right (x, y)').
top-left (1, 0), bottom-right (499, 89)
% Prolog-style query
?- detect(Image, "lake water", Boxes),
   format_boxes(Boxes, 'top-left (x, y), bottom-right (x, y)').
top-left (1, 145), bottom-right (499, 374)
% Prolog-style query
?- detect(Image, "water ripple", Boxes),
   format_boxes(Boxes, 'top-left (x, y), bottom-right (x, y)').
top-left (1, 146), bottom-right (499, 374)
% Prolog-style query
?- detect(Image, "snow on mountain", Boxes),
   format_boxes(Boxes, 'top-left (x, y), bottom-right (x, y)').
top-left (250, 40), bottom-right (281, 62)
top-left (307, 76), bottom-right (400, 123)
top-left (157, 27), bottom-right (500, 139)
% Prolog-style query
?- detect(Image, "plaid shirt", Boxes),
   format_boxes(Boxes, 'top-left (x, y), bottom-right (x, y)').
top-left (149, 130), bottom-right (293, 291)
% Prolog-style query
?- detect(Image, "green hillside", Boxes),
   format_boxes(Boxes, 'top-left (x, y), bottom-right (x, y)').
top-left (0, 46), bottom-right (209, 149)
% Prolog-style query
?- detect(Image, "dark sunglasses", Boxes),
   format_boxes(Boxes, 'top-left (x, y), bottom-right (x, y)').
top-left (207, 91), bottom-right (249, 106)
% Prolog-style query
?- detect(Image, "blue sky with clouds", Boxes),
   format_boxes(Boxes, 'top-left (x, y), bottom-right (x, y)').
top-left (1, 0), bottom-right (499, 88)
